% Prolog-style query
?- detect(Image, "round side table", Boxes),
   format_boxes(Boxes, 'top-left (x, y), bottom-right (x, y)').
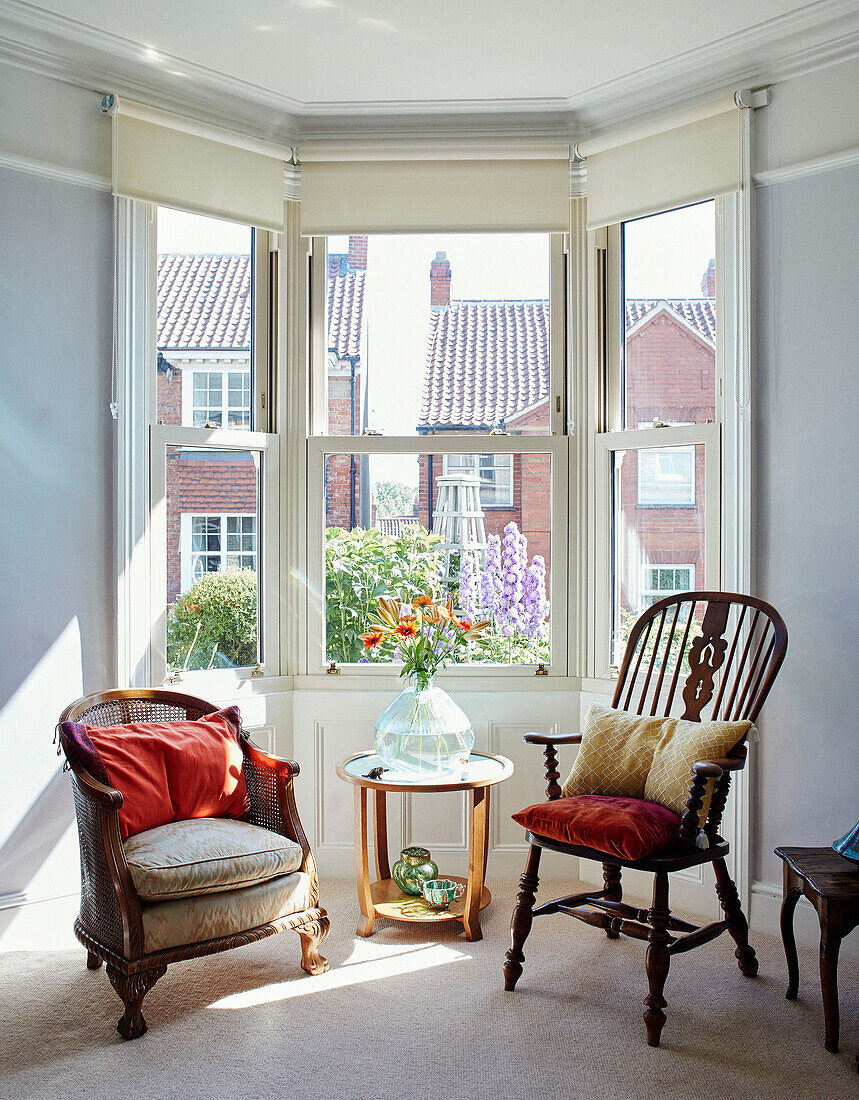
top-left (336, 751), bottom-right (514, 942)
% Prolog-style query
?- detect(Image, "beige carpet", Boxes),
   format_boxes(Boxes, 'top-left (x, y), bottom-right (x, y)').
top-left (0, 878), bottom-right (856, 1099)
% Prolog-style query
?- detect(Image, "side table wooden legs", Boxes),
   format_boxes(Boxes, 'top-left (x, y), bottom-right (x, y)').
top-left (780, 878), bottom-right (802, 1000)
top-left (463, 786), bottom-right (491, 942)
top-left (354, 785), bottom-right (375, 937)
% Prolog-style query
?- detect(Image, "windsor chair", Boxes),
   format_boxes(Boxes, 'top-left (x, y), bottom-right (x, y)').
top-left (503, 592), bottom-right (788, 1047)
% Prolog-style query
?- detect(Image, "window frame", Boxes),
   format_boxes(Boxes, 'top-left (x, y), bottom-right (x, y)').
top-left (181, 363), bottom-right (254, 430)
top-left (303, 231), bottom-right (569, 680)
top-left (588, 197), bottom-right (735, 683)
top-left (180, 511), bottom-right (258, 592)
top-left (636, 444), bottom-right (696, 507)
top-left (150, 424), bottom-right (280, 684)
top-left (641, 563), bottom-right (695, 605)
top-left (442, 452), bottom-right (515, 509)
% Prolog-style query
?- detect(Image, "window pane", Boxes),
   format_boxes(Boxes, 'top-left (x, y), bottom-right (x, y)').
top-left (611, 444), bottom-right (706, 666)
top-left (157, 208), bottom-right (254, 430)
top-left (323, 452), bottom-right (551, 666)
top-left (165, 445), bottom-right (260, 671)
top-left (622, 202), bottom-right (717, 429)
top-left (321, 234), bottom-right (551, 438)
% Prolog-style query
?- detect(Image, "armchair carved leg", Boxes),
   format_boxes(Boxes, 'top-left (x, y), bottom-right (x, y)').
top-left (87, 950), bottom-right (102, 970)
top-left (106, 964), bottom-right (167, 1040)
top-left (713, 857), bottom-right (758, 977)
top-left (296, 913), bottom-right (330, 976)
top-left (643, 871), bottom-right (672, 1047)
top-left (504, 844), bottom-right (541, 992)
top-left (603, 864), bottom-right (623, 938)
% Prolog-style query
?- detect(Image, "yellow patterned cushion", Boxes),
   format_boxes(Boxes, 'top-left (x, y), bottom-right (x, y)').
top-left (562, 704), bottom-right (666, 799)
top-left (644, 716), bottom-right (750, 826)
top-left (563, 703), bottom-right (750, 830)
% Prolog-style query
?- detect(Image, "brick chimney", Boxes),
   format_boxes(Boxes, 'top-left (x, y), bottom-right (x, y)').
top-left (348, 235), bottom-right (367, 271)
top-left (701, 258), bottom-right (716, 297)
top-left (430, 251), bottom-right (451, 309)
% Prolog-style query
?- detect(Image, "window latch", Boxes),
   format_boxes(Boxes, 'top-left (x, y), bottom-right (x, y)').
top-left (361, 428), bottom-right (382, 436)
top-left (326, 661), bottom-right (340, 675)
top-left (651, 418), bottom-right (670, 429)
top-left (489, 427), bottom-right (508, 436)
top-left (167, 668), bottom-right (183, 685)
top-left (251, 663), bottom-right (263, 677)
top-left (535, 663), bottom-right (549, 677)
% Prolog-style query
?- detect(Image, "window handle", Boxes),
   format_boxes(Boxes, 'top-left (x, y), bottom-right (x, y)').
top-left (361, 428), bottom-right (382, 436)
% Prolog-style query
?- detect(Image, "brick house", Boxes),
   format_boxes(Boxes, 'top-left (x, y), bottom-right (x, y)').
top-left (416, 252), bottom-right (717, 606)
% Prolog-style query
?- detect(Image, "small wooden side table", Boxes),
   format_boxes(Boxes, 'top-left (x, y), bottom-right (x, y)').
top-left (775, 846), bottom-right (859, 1067)
top-left (337, 751), bottom-right (514, 942)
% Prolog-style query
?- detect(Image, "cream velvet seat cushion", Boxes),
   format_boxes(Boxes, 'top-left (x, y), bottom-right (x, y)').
top-left (141, 872), bottom-right (312, 953)
top-left (124, 818), bottom-right (303, 902)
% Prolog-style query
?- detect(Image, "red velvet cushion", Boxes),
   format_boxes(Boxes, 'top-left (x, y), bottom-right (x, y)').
top-left (61, 707), bottom-right (248, 839)
top-left (512, 795), bottom-right (681, 861)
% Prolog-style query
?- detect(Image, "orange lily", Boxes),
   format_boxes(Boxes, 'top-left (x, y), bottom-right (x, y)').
top-left (374, 597), bottom-right (401, 628)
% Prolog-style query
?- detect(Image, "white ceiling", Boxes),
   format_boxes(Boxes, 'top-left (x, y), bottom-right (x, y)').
top-left (1, 0), bottom-right (857, 142)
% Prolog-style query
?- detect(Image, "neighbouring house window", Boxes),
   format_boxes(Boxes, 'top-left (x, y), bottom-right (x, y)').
top-left (443, 453), bottom-right (514, 508)
top-left (637, 446), bottom-right (695, 505)
top-left (641, 565), bottom-right (695, 605)
top-left (188, 369), bottom-right (252, 428)
top-left (309, 232), bottom-right (565, 670)
top-left (185, 514), bottom-right (257, 587)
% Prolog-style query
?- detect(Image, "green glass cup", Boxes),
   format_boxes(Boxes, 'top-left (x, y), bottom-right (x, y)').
top-left (391, 847), bottom-right (439, 896)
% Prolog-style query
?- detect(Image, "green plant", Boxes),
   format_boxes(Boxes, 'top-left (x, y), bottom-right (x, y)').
top-left (167, 568), bottom-right (258, 671)
top-left (325, 524), bottom-right (446, 663)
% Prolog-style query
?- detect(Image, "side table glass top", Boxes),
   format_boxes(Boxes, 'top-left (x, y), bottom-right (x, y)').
top-left (338, 750), bottom-right (513, 789)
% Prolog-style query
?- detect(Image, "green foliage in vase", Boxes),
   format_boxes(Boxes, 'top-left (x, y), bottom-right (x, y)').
top-left (167, 568), bottom-right (258, 671)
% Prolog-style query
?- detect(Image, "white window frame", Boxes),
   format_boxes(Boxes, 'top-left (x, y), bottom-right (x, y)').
top-left (150, 425), bottom-right (279, 683)
top-left (303, 232), bottom-right (567, 679)
top-left (179, 512), bottom-right (258, 593)
top-left (115, 201), bottom-right (280, 689)
top-left (587, 195), bottom-right (742, 684)
top-left (442, 452), bottom-right (514, 509)
top-left (306, 433), bottom-right (567, 678)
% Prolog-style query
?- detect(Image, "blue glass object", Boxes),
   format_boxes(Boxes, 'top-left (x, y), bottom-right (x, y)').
top-left (833, 820), bottom-right (859, 863)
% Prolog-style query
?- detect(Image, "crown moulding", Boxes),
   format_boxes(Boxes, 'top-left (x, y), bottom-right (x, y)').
top-left (0, 0), bottom-right (857, 151)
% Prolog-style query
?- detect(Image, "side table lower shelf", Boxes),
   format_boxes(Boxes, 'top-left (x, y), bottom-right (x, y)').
top-left (369, 877), bottom-right (491, 927)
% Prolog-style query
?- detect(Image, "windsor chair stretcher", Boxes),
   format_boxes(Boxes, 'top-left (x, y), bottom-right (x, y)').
top-left (503, 592), bottom-right (788, 1047)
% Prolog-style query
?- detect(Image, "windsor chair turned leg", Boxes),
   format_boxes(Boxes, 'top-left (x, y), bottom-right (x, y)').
top-left (713, 857), bottom-right (758, 977)
top-left (643, 871), bottom-right (672, 1047)
top-left (86, 950), bottom-right (102, 970)
top-left (603, 863), bottom-right (623, 938)
top-left (504, 844), bottom-right (541, 991)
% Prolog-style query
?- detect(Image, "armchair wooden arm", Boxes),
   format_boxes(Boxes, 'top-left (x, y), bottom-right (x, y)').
top-left (522, 731), bottom-right (583, 801)
top-left (240, 733), bottom-right (318, 892)
top-left (60, 737), bottom-right (144, 962)
top-left (677, 747), bottom-right (750, 850)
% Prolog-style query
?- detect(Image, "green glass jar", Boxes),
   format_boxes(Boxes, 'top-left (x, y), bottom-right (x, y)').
top-left (391, 847), bottom-right (439, 896)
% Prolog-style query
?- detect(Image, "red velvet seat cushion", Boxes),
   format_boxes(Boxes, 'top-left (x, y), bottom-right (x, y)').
top-left (61, 707), bottom-right (248, 840)
top-left (512, 795), bottom-right (682, 861)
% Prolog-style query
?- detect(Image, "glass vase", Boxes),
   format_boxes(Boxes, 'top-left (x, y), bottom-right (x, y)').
top-left (374, 674), bottom-right (474, 780)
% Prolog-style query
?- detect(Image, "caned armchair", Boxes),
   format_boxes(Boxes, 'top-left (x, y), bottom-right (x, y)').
top-left (58, 689), bottom-right (329, 1040)
top-left (504, 592), bottom-right (788, 1047)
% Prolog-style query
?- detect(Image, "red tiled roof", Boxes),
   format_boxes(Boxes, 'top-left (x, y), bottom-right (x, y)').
top-left (419, 297), bottom-right (715, 430)
top-left (626, 299), bottom-right (716, 344)
top-left (157, 252), bottom-right (366, 357)
top-left (327, 268), bottom-right (365, 358)
top-left (419, 300), bottom-right (550, 431)
top-left (157, 254), bottom-right (251, 350)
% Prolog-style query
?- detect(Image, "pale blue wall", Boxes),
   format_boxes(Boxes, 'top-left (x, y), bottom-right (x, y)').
top-left (0, 165), bottom-right (114, 902)
top-left (753, 162), bottom-right (859, 882)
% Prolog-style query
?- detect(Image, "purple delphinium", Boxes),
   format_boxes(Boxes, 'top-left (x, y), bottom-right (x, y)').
top-left (523, 555), bottom-right (550, 640)
top-left (480, 534), bottom-right (503, 621)
top-left (498, 522), bottom-right (528, 637)
top-left (459, 553), bottom-right (477, 621)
